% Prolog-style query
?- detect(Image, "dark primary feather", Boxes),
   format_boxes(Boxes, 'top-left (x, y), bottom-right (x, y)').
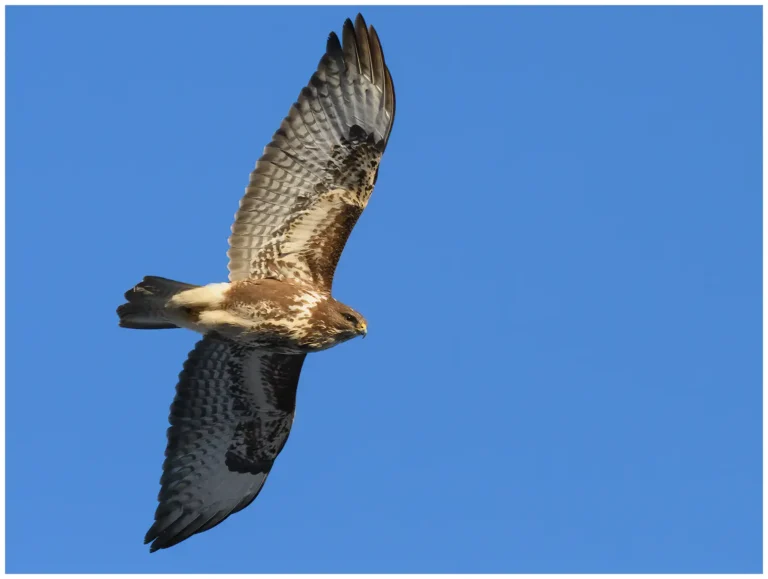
top-left (228, 13), bottom-right (396, 290)
top-left (145, 334), bottom-right (305, 552)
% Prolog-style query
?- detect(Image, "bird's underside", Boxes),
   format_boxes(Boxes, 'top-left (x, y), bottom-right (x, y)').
top-left (117, 14), bottom-right (394, 552)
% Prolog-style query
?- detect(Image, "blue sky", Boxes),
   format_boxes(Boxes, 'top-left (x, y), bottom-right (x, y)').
top-left (6, 5), bottom-right (761, 573)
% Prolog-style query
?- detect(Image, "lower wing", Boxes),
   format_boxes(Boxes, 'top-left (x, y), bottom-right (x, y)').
top-left (145, 334), bottom-right (306, 552)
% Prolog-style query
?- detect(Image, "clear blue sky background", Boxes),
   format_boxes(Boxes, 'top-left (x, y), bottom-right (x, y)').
top-left (6, 5), bottom-right (761, 573)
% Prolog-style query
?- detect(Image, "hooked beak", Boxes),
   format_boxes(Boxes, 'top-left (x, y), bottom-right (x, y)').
top-left (358, 321), bottom-right (367, 338)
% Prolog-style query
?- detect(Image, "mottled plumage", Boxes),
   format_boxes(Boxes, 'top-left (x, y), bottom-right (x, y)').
top-left (116, 14), bottom-right (394, 552)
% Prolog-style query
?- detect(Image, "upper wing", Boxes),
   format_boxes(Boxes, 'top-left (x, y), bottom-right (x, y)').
top-left (227, 14), bottom-right (395, 292)
top-left (145, 334), bottom-right (306, 552)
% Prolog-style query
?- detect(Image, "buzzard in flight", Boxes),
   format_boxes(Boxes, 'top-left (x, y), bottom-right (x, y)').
top-left (117, 14), bottom-right (395, 552)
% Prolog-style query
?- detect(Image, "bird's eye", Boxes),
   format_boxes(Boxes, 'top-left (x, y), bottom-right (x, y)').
top-left (342, 313), bottom-right (358, 325)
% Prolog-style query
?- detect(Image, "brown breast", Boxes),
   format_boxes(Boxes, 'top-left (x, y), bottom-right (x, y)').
top-left (223, 279), bottom-right (310, 308)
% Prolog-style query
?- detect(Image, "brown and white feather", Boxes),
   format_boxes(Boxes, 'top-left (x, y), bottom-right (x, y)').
top-left (227, 14), bottom-right (396, 292)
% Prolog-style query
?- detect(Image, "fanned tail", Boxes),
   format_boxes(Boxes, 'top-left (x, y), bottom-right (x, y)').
top-left (117, 276), bottom-right (199, 329)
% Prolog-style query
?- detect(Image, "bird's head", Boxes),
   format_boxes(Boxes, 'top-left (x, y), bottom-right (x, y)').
top-left (330, 302), bottom-right (368, 341)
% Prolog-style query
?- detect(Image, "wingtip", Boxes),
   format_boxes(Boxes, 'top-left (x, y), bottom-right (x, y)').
top-left (326, 30), bottom-right (342, 54)
top-left (144, 525), bottom-right (157, 546)
top-left (143, 527), bottom-right (171, 553)
top-left (342, 17), bottom-right (356, 39)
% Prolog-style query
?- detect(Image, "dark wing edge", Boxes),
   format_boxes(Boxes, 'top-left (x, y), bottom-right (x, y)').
top-left (144, 335), bottom-right (306, 552)
top-left (228, 14), bottom-right (396, 288)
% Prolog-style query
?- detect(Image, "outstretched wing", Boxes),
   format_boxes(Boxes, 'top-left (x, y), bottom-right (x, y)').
top-left (228, 14), bottom-right (396, 292)
top-left (145, 334), bottom-right (306, 552)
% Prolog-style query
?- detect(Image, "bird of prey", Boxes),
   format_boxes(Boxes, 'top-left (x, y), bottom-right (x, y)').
top-left (116, 14), bottom-right (395, 552)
